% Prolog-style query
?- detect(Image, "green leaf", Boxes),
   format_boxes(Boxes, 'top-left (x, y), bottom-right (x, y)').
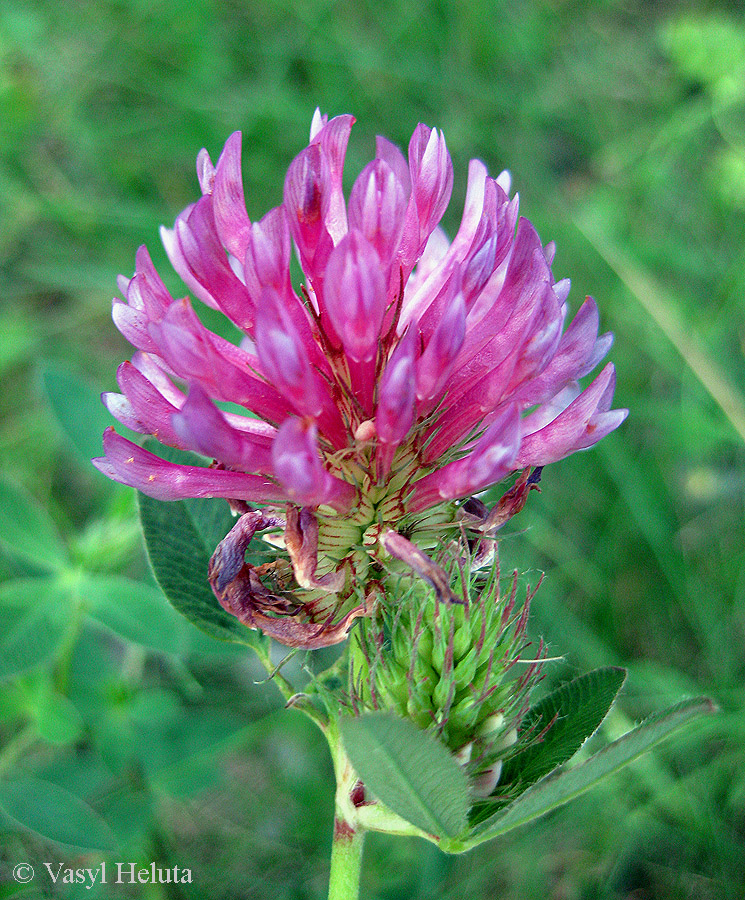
top-left (81, 574), bottom-right (182, 655)
top-left (0, 777), bottom-right (117, 851)
top-left (98, 788), bottom-right (153, 847)
top-left (32, 680), bottom-right (84, 746)
top-left (0, 476), bottom-right (67, 571)
top-left (468, 698), bottom-right (716, 844)
top-left (0, 580), bottom-right (72, 679)
top-left (40, 363), bottom-right (133, 467)
top-left (341, 713), bottom-right (470, 839)
top-left (502, 667), bottom-right (627, 789)
top-left (138, 488), bottom-right (258, 646)
top-left (0, 309), bottom-right (35, 376)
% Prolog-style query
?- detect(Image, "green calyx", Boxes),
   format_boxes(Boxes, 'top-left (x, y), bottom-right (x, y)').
top-left (314, 451), bottom-right (458, 590)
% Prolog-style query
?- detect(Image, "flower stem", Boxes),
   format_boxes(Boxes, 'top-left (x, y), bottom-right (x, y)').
top-left (328, 817), bottom-right (365, 900)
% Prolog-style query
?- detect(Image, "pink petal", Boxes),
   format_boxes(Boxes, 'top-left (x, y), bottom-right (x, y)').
top-left (416, 284), bottom-right (466, 402)
top-left (375, 135), bottom-right (411, 196)
top-left (271, 418), bottom-right (356, 512)
top-left (516, 364), bottom-right (620, 466)
top-left (93, 428), bottom-right (284, 502)
top-left (283, 142), bottom-right (333, 279)
top-left (409, 124), bottom-right (453, 231)
top-left (126, 246), bottom-right (174, 319)
top-left (348, 158), bottom-right (407, 266)
top-left (254, 287), bottom-right (339, 428)
top-left (150, 298), bottom-right (291, 423)
top-left (397, 124), bottom-right (454, 279)
top-left (130, 352), bottom-right (184, 406)
top-left (174, 195), bottom-right (255, 331)
top-left (376, 329), bottom-right (418, 446)
top-left (514, 297), bottom-right (604, 406)
top-left (410, 404), bottom-right (520, 511)
top-left (244, 207), bottom-right (327, 373)
top-left (171, 384), bottom-right (274, 473)
top-left (213, 132), bottom-right (252, 259)
top-left (313, 113), bottom-right (354, 244)
top-left (196, 147), bottom-right (215, 195)
top-left (110, 360), bottom-right (184, 446)
top-left (323, 231), bottom-right (387, 363)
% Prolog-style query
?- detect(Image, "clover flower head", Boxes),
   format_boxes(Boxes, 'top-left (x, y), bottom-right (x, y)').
top-left (94, 110), bottom-right (626, 647)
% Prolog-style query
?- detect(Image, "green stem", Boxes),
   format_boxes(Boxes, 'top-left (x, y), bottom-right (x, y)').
top-left (328, 817), bottom-right (365, 900)
top-left (254, 646), bottom-right (296, 702)
top-left (54, 589), bottom-right (86, 695)
top-left (254, 645), bottom-right (329, 732)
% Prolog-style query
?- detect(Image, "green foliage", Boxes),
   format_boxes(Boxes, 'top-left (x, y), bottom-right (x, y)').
top-left (40, 363), bottom-right (130, 467)
top-left (499, 667), bottom-right (627, 791)
top-left (468, 698), bottom-right (717, 845)
top-left (81, 574), bottom-right (183, 655)
top-left (0, 476), bottom-right (67, 571)
top-left (341, 713), bottom-right (470, 840)
top-left (0, 578), bottom-right (70, 678)
top-left (339, 679), bottom-right (713, 854)
top-left (138, 467), bottom-right (263, 648)
top-left (0, 777), bottom-right (117, 852)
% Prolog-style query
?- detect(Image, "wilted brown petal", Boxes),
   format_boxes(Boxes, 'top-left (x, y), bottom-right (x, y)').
top-left (209, 505), bottom-right (366, 648)
top-left (285, 505), bottom-right (346, 592)
top-left (380, 530), bottom-right (461, 604)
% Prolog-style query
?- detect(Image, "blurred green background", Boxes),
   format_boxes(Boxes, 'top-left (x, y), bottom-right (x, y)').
top-left (1, 0), bottom-right (744, 897)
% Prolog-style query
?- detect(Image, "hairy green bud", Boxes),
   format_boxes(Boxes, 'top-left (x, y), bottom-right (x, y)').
top-left (349, 552), bottom-right (544, 798)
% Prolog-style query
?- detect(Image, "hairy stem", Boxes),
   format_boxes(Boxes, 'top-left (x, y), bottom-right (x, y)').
top-left (328, 816), bottom-right (365, 900)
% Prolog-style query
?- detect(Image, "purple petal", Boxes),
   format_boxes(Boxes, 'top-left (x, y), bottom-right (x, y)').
top-left (516, 364), bottom-right (621, 466)
top-left (126, 246), bottom-right (174, 319)
top-left (174, 195), bottom-right (255, 331)
top-left (112, 301), bottom-right (159, 354)
top-left (400, 167), bottom-right (505, 334)
top-left (254, 287), bottom-right (340, 428)
top-left (271, 418), bottom-right (356, 512)
top-left (283, 142), bottom-right (333, 278)
top-left (245, 205), bottom-right (292, 292)
top-left (375, 135), bottom-right (411, 196)
top-left (93, 428), bottom-right (284, 502)
top-left (410, 404), bottom-right (520, 511)
top-left (376, 329), bottom-right (418, 446)
top-left (513, 297), bottom-right (601, 406)
top-left (111, 360), bottom-right (184, 446)
top-left (150, 298), bottom-right (291, 423)
top-left (416, 285), bottom-right (466, 402)
top-left (323, 231), bottom-right (387, 363)
top-left (213, 131), bottom-right (252, 259)
top-left (244, 207), bottom-right (329, 374)
top-left (574, 408), bottom-right (628, 450)
top-left (348, 158), bottom-right (407, 266)
top-left (409, 124), bottom-right (453, 232)
top-left (313, 113), bottom-right (354, 244)
top-left (171, 384), bottom-right (274, 473)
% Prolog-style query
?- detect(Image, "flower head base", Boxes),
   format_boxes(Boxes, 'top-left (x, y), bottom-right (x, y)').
top-left (94, 111), bottom-right (626, 646)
